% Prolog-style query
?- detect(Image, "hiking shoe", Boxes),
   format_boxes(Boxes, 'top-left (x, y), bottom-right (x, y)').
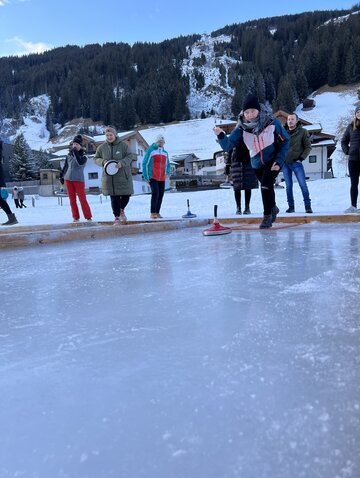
top-left (271, 205), bottom-right (279, 223)
top-left (259, 215), bottom-right (273, 229)
top-left (286, 206), bottom-right (295, 213)
top-left (119, 209), bottom-right (127, 223)
top-left (236, 208), bottom-right (242, 215)
top-left (150, 213), bottom-right (158, 219)
top-left (305, 206), bottom-right (313, 213)
top-left (156, 213), bottom-right (163, 218)
top-left (1, 213), bottom-right (18, 226)
top-left (73, 219), bottom-right (80, 223)
top-left (113, 216), bottom-right (120, 225)
top-left (243, 208), bottom-right (251, 215)
top-left (344, 206), bottom-right (357, 213)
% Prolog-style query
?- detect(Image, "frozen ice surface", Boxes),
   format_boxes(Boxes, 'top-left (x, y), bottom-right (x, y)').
top-left (1, 223), bottom-right (360, 478)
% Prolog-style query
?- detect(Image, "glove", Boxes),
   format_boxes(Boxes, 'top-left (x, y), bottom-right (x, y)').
top-left (59, 177), bottom-right (64, 185)
top-left (224, 164), bottom-right (230, 176)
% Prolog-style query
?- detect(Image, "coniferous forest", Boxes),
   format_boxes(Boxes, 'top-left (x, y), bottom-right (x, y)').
top-left (0, 7), bottom-right (359, 131)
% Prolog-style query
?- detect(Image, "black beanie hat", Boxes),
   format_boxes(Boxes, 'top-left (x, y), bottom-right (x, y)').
top-left (73, 134), bottom-right (83, 146)
top-left (242, 93), bottom-right (261, 112)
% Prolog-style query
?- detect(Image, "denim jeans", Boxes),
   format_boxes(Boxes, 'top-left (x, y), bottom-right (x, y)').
top-left (282, 162), bottom-right (311, 207)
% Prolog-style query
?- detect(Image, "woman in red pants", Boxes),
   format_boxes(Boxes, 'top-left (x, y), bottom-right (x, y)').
top-left (60, 135), bottom-right (92, 222)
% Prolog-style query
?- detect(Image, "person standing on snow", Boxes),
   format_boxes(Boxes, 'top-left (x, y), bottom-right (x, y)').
top-left (214, 93), bottom-right (289, 228)
top-left (0, 162), bottom-right (18, 225)
top-left (94, 126), bottom-right (134, 224)
top-left (283, 113), bottom-right (313, 214)
top-left (60, 135), bottom-right (93, 223)
top-left (224, 139), bottom-right (258, 215)
top-left (341, 105), bottom-right (360, 213)
top-left (142, 134), bottom-right (171, 219)
top-left (12, 186), bottom-right (21, 208)
top-left (18, 187), bottom-right (27, 208)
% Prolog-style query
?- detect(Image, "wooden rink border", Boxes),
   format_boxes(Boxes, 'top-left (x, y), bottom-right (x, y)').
top-left (0, 214), bottom-right (360, 249)
top-left (0, 219), bottom-right (208, 250)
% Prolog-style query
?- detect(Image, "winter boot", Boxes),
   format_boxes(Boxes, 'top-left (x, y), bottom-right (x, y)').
top-left (259, 215), bottom-right (272, 229)
top-left (271, 205), bottom-right (280, 223)
top-left (243, 207), bottom-right (251, 215)
top-left (2, 213), bottom-right (18, 226)
top-left (236, 208), bottom-right (242, 215)
top-left (286, 206), bottom-right (295, 213)
top-left (305, 206), bottom-right (313, 213)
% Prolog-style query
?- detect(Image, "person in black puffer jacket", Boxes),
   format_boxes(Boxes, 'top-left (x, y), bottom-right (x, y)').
top-left (225, 139), bottom-right (258, 215)
top-left (341, 105), bottom-right (360, 213)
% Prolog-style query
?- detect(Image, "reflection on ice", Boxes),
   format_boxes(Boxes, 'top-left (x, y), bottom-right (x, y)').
top-left (0, 224), bottom-right (359, 478)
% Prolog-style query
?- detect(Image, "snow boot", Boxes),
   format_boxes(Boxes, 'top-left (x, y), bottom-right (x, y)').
top-left (271, 205), bottom-right (280, 223)
top-left (2, 213), bottom-right (18, 226)
top-left (286, 206), bottom-right (295, 213)
top-left (305, 206), bottom-right (313, 213)
top-left (259, 215), bottom-right (272, 229)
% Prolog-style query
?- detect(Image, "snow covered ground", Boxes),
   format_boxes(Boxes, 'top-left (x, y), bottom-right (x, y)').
top-left (0, 175), bottom-right (356, 227)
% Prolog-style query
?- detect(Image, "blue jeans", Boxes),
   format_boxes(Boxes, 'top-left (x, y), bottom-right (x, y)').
top-left (282, 162), bottom-right (311, 207)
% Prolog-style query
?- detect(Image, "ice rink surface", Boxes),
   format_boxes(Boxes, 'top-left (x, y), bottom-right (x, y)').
top-left (1, 223), bottom-right (360, 478)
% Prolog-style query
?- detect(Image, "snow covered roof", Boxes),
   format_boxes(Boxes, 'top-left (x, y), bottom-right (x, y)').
top-left (139, 117), bottom-right (227, 161)
top-left (311, 139), bottom-right (336, 147)
top-left (303, 124), bottom-right (322, 132)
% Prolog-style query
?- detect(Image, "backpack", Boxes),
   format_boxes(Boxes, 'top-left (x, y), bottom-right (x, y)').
top-left (0, 188), bottom-right (9, 200)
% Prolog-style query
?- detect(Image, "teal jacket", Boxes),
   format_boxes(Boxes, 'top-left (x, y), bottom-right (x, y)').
top-left (142, 143), bottom-right (171, 182)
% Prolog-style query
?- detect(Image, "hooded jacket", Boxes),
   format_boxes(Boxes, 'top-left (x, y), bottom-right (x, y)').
top-left (94, 136), bottom-right (134, 196)
top-left (218, 105), bottom-right (289, 170)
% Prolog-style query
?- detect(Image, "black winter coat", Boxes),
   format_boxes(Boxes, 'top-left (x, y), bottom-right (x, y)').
top-left (341, 122), bottom-right (360, 161)
top-left (226, 141), bottom-right (258, 191)
top-left (0, 162), bottom-right (5, 188)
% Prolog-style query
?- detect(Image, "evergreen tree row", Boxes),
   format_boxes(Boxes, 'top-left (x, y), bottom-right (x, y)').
top-left (0, 7), bottom-right (359, 128)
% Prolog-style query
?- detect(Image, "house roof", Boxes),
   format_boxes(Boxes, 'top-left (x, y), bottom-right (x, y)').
top-left (139, 117), bottom-right (230, 161)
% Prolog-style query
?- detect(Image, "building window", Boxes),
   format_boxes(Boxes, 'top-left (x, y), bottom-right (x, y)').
top-left (42, 173), bottom-right (48, 180)
top-left (88, 172), bottom-right (98, 180)
top-left (308, 155), bottom-right (317, 163)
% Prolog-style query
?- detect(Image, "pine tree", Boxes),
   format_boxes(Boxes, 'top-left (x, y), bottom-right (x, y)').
top-left (274, 77), bottom-right (297, 113)
top-left (10, 133), bottom-right (36, 181)
top-left (295, 67), bottom-right (309, 102)
top-left (33, 148), bottom-right (53, 172)
top-left (119, 95), bottom-right (137, 130)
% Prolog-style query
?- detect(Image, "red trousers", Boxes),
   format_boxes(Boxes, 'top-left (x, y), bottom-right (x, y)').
top-left (65, 180), bottom-right (92, 220)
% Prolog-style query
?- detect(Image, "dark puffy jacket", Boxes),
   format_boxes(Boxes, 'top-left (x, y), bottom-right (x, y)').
top-left (226, 141), bottom-right (258, 191)
top-left (341, 122), bottom-right (360, 161)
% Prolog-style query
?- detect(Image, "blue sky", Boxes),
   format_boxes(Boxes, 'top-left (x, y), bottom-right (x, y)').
top-left (0, 0), bottom-right (357, 57)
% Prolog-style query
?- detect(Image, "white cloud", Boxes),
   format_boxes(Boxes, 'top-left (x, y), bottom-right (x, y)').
top-left (0, 0), bottom-right (10, 5)
top-left (4, 36), bottom-right (52, 56)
